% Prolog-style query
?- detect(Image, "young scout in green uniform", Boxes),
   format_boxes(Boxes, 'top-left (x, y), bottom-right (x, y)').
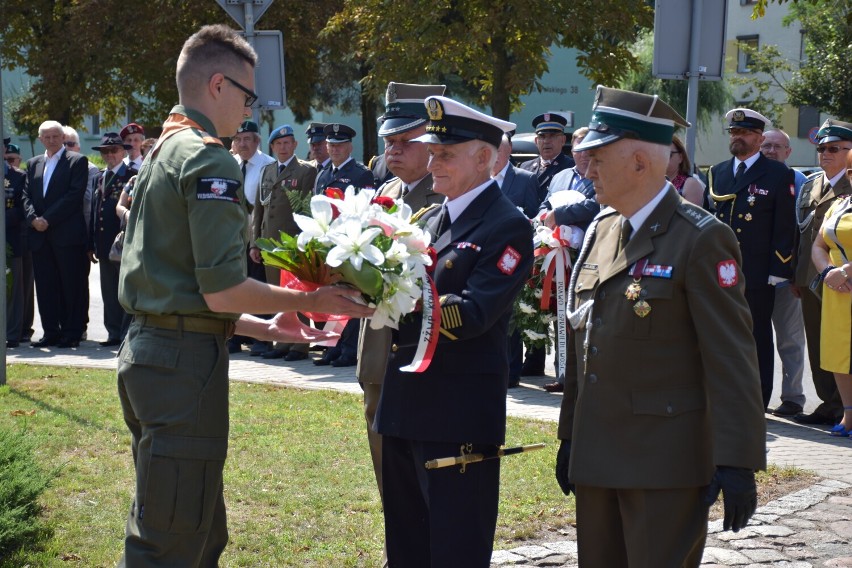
top-left (555, 87), bottom-right (766, 567)
top-left (116, 25), bottom-right (372, 567)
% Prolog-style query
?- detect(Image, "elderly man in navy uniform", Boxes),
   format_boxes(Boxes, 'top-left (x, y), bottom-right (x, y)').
top-left (375, 95), bottom-right (533, 567)
top-left (556, 86), bottom-right (766, 567)
top-left (313, 123), bottom-right (374, 195)
top-left (356, 82), bottom-right (445, 565)
top-left (793, 119), bottom-right (852, 426)
top-left (88, 133), bottom-right (137, 346)
top-left (708, 108), bottom-right (796, 409)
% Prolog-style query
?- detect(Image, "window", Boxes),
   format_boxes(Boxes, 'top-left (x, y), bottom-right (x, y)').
top-left (797, 106), bottom-right (819, 139)
top-left (740, 0), bottom-right (758, 5)
top-left (737, 35), bottom-right (760, 73)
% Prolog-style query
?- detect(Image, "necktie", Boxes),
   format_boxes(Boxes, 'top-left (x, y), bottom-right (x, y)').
top-left (734, 161), bottom-right (746, 185)
top-left (332, 167), bottom-right (339, 178)
top-left (103, 171), bottom-right (113, 192)
top-left (541, 159), bottom-right (551, 169)
top-left (241, 160), bottom-right (247, 181)
top-left (278, 162), bottom-right (286, 175)
top-left (435, 206), bottom-right (451, 237)
top-left (618, 220), bottom-right (633, 255)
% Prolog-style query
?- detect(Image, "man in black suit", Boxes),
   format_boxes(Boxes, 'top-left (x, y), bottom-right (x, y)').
top-left (518, 112), bottom-right (574, 203)
top-left (708, 108), bottom-right (796, 409)
top-left (375, 95), bottom-right (533, 567)
top-left (88, 133), bottom-right (136, 346)
top-left (4, 136), bottom-right (28, 347)
top-left (492, 134), bottom-right (539, 218)
top-left (22, 120), bottom-right (90, 348)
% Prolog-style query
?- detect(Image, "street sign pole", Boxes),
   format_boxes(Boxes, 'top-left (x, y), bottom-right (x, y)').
top-left (241, 0), bottom-right (260, 124)
top-left (684, 0), bottom-right (702, 165)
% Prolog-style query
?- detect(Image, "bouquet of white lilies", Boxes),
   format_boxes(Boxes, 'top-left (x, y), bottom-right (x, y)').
top-left (257, 186), bottom-right (435, 330)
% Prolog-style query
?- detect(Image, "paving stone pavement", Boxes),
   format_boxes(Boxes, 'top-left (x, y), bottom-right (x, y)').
top-left (4, 265), bottom-right (851, 566)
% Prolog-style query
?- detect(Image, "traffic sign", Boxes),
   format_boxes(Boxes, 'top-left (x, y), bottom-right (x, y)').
top-left (249, 31), bottom-right (286, 109)
top-left (808, 126), bottom-right (820, 145)
top-left (214, 0), bottom-right (273, 30)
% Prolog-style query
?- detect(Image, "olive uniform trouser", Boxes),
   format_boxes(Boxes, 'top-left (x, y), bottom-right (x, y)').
top-left (117, 317), bottom-right (231, 567)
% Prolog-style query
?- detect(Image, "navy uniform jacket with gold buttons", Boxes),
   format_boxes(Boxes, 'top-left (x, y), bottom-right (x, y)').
top-left (708, 154), bottom-right (795, 288)
top-left (89, 162), bottom-right (136, 260)
top-left (558, 187), bottom-right (766, 488)
top-left (519, 152), bottom-right (574, 203)
top-left (375, 182), bottom-right (533, 445)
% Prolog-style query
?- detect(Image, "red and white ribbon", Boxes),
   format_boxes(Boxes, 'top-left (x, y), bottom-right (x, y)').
top-left (400, 267), bottom-right (441, 373)
top-left (539, 244), bottom-right (572, 381)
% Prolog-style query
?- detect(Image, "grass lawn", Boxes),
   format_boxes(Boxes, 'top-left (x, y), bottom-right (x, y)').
top-left (0, 365), bottom-right (572, 567)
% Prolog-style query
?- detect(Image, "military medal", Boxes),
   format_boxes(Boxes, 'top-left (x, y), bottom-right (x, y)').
top-left (625, 259), bottom-right (649, 304)
top-left (633, 300), bottom-right (651, 318)
top-left (747, 184), bottom-right (757, 206)
top-left (625, 281), bottom-right (642, 301)
top-left (745, 213), bottom-right (752, 221)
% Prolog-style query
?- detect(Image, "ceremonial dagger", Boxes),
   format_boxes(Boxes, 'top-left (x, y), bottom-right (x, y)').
top-left (425, 443), bottom-right (546, 473)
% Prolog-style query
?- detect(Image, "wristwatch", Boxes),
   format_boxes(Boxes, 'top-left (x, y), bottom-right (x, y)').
top-left (820, 265), bottom-right (836, 283)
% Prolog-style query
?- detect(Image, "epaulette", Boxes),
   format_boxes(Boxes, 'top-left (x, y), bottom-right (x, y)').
top-left (411, 202), bottom-right (441, 224)
top-left (676, 201), bottom-right (715, 230)
top-left (805, 170), bottom-right (822, 181)
top-left (198, 129), bottom-right (224, 147)
top-left (593, 206), bottom-right (618, 220)
top-left (376, 176), bottom-right (400, 196)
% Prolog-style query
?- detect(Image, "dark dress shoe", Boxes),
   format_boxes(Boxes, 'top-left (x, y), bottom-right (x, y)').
top-left (261, 348), bottom-right (287, 359)
top-left (543, 381), bottom-right (564, 393)
top-left (508, 376), bottom-right (520, 389)
top-left (331, 355), bottom-right (357, 367)
top-left (99, 338), bottom-right (122, 347)
top-left (284, 351), bottom-right (309, 361)
top-left (31, 337), bottom-right (60, 348)
top-left (793, 412), bottom-right (836, 426)
top-left (57, 339), bottom-right (80, 348)
top-left (6, 341), bottom-right (20, 348)
top-left (249, 342), bottom-right (270, 356)
top-left (314, 349), bottom-right (340, 366)
top-left (771, 401), bottom-right (804, 417)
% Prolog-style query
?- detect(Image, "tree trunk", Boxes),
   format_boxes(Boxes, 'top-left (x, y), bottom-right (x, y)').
top-left (489, 34), bottom-right (512, 120)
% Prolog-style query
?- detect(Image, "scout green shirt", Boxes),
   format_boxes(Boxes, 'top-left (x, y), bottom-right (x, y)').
top-left (119, 105), bottom-right (247, 319)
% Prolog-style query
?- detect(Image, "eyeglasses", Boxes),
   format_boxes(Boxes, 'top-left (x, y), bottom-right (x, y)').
top-left (224, 75), bottom-right (258, 107)
top-left (760, 143), bottom-right (789, 151)
top-left (63, 141), bottom-right (78, 147)
top-left (100, 147), bottom-right (124, 155)
top-left (816, 145), bottom-right (852, 154)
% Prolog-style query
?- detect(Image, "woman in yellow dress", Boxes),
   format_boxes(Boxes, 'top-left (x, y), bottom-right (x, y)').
top-left (812, 189), bottom-right (852, 437)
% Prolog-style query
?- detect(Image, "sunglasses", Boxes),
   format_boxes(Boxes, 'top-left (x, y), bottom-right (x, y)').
top-left (816, 145), bottom-right (852, 154)
top-left (63, 141), bottom-right (78, 147)
top-left (224, 75), bottom-right (258, 107)
top-left (100, 147), bottom-right (124, 155)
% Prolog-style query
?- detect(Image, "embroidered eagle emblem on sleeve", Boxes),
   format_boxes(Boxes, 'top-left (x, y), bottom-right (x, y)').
top-left (717, 260), bottom-right (738, 288)
top-left (497, 246), bottom-right (521, 275)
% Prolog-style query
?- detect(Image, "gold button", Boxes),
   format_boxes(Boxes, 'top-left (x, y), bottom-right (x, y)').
top-left (391, 344), bottom-right (398, 352)
top-left (444, 260), bottom-right (453, 269)
top-left (738, 214), bottom-right (743, 219)
top-left (736, 228), bottom-right (741, 233)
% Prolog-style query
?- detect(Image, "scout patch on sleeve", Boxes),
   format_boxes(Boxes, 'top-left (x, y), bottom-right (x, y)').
top-left (196, 177), bottom-right (241, 203)
top-left (497, 246), bottom-right (521, 275)
top-left (717, 260), bottom-right (738, 287)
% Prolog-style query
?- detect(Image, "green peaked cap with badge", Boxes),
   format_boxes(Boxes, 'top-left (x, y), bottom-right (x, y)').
top-left (574, 86), bottom-right (690, 152)
top-left (817, 118), bottom-right (852, 144)
top-left (379, 82), bottom-right (447, 136)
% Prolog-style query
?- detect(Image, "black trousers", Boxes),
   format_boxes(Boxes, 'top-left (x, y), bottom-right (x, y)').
top-left (382, 436), bottom-right (500, 568)
top-left (745, 285), bottom-right (776, 409)
top-left (31, 242), bottom-right (87, 340)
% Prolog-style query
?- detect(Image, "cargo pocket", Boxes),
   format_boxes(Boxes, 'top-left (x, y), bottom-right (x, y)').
top-left (631, 385), bottom-right (706, 417)
top-left (142, 434), bottom-right (228, 534)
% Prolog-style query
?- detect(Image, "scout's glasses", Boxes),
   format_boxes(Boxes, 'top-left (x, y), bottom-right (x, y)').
top-left (816, 145), bottom-right (852, 154)
top-left (224, 75), bottom-right (258, 107)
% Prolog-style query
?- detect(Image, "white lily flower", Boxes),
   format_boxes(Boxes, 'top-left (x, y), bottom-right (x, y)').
top-left (326, 218), bottom-right (384, 270)
top-left (523, 329), bottom-right (548, 341)
top-left (295, 197), bottom-right (335, 249)
top-left (518, 301), bottom-right (537, 315)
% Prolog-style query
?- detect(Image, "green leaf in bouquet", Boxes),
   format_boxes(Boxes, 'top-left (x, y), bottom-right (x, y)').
top-left (333, 260), bottom-right (384, 299)
top-left (257, 232), bottom-right (333, 285)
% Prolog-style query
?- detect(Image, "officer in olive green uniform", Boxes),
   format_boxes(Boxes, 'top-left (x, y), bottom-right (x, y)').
top-left (116, 26), bottom-right (372, 567)
top-left (556, 87), bottom-right (766, 567)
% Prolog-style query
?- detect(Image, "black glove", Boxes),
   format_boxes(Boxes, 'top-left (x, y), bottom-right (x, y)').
top-left (555, 440), bottom-right (575, 496)
top-left (702, 466), bottom-right (757, 532)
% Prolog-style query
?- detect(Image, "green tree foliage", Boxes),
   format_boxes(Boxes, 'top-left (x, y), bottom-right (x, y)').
top-left (785, 2), bottom-right (852, 121)
top-left (727, 43), bottom-right (794, 126)
top-left (619, 32), bottom-right (732, 131)
top-left (0, 426), bottom-right (53, 557)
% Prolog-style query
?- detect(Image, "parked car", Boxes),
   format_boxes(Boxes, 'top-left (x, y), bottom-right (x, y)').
top-left (509, 132), bottom-right (573, 166)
